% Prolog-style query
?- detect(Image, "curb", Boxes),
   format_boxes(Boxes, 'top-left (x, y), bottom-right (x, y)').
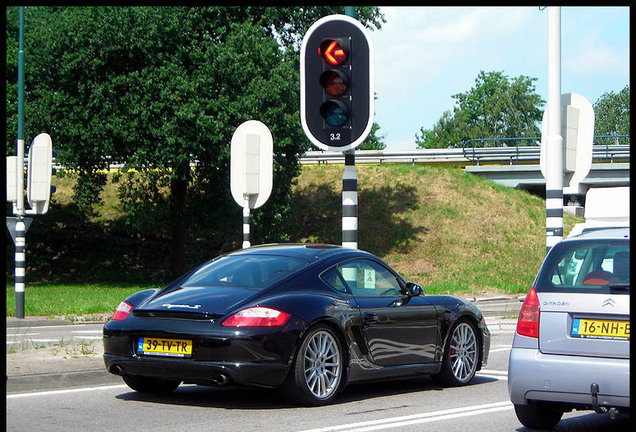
top-left (6, 315), bottom-right (111, 328)
top-left (6, 318), bottom-right (71, 328)
top-left (6, 369), bottom-right (121, 395)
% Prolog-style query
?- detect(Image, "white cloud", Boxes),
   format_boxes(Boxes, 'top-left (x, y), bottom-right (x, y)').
top-left (566, 47), bottom-right (630, 77)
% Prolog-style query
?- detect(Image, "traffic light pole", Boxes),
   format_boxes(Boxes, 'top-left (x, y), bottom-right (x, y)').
top-left (342, 151), bottom-right (357, 249)
top-left (341, 6), bottom-right (358, 250)
top-left (545, 7), bottom-right (563, 253)
top-left (300, 9), bottom-right (372, 250)
top-left (14, 6), bottom-right (27, 318)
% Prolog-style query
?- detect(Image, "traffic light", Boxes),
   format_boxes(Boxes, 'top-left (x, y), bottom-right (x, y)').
top-left (301, 15), bottom-right (374, 152)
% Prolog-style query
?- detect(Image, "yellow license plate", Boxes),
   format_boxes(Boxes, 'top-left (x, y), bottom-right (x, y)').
top-left (137, 337), bottom-right (193, 357)
top-left (572, 318), bottom-right (630, 340)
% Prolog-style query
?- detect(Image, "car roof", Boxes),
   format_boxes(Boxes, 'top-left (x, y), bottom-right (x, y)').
top-left (566, 226), bottom-right (630, 241)
top-left (227, 243), bottom-right (371, 263)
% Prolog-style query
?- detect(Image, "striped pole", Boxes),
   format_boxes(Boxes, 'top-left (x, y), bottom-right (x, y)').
top-left (242, 196), bottom-right (251, 249)
top-left (342, 151), bottom-right (358, 249)
top-left (14, 219), bottom-right (26, 318)
top-left (545, 7), bottom-right (563, 253)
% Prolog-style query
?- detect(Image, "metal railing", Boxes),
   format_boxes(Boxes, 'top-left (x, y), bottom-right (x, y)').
top-left (41, 136), bottom-right (629, 169)
top-left (461, 135), bottom-right (629, 166)
top-left (300, 148), bottom-right (468, 165)
top-left (300, 135), bottom-right (629, 166)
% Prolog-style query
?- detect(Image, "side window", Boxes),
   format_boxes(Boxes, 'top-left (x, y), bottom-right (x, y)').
top-left (320, 266), bottom-right (348, 293)
top-left (337, 259), bottom-right (401, 297)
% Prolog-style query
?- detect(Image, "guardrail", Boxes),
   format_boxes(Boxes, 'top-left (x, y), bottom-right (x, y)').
top-left (462, 135), bottom-right (630, 166)
top-left (44, 136), bottom-right (630, 169)
top-left (300, 141), bottom-right (629, 167)
top-left (300, 148), bottom-right (468, 165)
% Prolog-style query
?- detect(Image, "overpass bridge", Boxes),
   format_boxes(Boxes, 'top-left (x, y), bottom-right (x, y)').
top-left (300, 137), bottom-right (629, 217)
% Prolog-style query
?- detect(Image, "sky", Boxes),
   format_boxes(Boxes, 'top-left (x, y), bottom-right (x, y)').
top-left (368, 6), bottom-right (630, 151)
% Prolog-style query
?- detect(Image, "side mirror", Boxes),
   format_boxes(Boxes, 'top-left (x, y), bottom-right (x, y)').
top-left (404, 282), bottom-right (423, 297)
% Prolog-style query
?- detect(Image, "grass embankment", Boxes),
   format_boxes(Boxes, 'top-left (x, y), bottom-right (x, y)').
top-left (6, 164), bottom-right (581, 317)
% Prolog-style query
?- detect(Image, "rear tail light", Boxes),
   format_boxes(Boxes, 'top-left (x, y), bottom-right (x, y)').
top-left (516, 286), bottom-right (540, 338)
top-left (222, 306), bottom-right (291, 327)
top-left (113, 301), bottom-right (133, 321)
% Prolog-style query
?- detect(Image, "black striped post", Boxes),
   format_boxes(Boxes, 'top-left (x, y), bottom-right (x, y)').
top-left (242, 198), bottom-right (251, 249)
top-left (14, 217), bottom-right (26, 318)
top-left (342, 151), bottom-right (358, 249)
top-left (545, 189), bottom-right (563, 252)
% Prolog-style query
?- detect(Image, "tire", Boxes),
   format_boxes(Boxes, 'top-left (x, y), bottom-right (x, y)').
top-left (122, 374), bottom-right (181, 394)
top-left (514, 403), bottom-right (563, 429)
top-left (282, 324), bottom-right (344, 406)
top-left (433, 320), bottom-right (479, 386)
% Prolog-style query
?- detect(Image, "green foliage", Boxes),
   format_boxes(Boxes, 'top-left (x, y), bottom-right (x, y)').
top-left (416, 70), bottom-right (544, 149)
top-left (5, 6), bottom-right (385, 276)
top-left (593, 85), bottom-right (630, 137)
top-left (357, 122), bottom-right (386, 150)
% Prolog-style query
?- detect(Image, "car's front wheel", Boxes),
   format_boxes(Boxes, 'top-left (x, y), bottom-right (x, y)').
top-left (122, 374), bottom-right (181, 394)
top-left (433, 320), bottom-right (479, 386)
top-left (514, 402), bottom-right (563, 429)
top-left (282, 324), bottom-right (344, 406)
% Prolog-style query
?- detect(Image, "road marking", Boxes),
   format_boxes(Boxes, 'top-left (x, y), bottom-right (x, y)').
top-left (6, 339), bottom-right (59, 344)
top-left (6, 384), bottom-right (128, 399)
top-left (298, 401), bottom-right (513, 432)
top-left (489, 346), bottom-right (512, 353)
top-left (478, 369), bottom-right (507, 376)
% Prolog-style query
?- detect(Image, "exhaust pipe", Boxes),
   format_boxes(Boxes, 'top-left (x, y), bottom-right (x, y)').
top-left (212, 372), bottom-right (229, 386)
top-left (109, 364), bottom-right (124, 376)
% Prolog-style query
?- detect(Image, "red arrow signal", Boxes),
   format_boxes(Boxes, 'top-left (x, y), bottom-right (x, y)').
top-left (319, 40), bottom-right (348, 66)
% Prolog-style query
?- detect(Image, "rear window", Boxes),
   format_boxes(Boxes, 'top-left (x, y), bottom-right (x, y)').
top-left (536, 239), bottom-right (629, 294)
top-left (182, 254), bottom-right (308, 289)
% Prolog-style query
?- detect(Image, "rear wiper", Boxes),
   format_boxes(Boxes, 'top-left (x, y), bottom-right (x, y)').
top-left (608, 282), bottom-right (630, 292)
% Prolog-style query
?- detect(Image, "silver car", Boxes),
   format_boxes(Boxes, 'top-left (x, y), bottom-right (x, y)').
top-left (508, 227), bottom-right (629, 429)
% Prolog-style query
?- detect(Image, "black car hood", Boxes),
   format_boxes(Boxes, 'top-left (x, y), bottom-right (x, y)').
top-left (137, 285), bottom-right (261, 317)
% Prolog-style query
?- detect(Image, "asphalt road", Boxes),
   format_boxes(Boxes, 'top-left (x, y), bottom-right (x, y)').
top-left (6, 297), bottom-right (629, 431)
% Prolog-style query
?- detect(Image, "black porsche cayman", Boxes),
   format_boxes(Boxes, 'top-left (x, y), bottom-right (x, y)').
top-left (103, 244), bottom-right (490, 406)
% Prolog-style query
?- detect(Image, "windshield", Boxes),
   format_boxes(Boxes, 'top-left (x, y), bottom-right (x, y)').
top-left (182, 254), bottom-right (309, 290)
top-left (537, 240), bottom-right (629, 293)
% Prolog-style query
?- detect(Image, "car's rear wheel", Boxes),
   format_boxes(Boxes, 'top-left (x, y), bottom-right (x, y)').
top-left (433, 320), bottom-right (479, 386)
top-left (122, 374), bottom-right (181, 394)
top-left (282, 324), bottom-right (344, 406)
top-left (514, 402), bottom-right (563, 429)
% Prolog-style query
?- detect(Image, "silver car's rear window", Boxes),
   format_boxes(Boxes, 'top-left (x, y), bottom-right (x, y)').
top-left (536, 239), bottom-right (629, 294)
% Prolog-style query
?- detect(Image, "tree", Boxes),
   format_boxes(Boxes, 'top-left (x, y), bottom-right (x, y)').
top-left (416, 70), bottom-right (544, 149)
top-left (357, 122), bottom-right (386, 150)
top-left (5, 6), bottom-right (385, 278)
top-left (593, 85), bottom-right (630, 137)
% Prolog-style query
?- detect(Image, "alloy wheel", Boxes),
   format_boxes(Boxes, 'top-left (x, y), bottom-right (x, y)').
top-left (303, 329), bottom-right (341, 400)
top-left (449, 322), bottom-right (478, 383)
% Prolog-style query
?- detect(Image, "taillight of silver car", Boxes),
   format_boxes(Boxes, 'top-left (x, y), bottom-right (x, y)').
top-left (516, 286), bottom-right (540, 338)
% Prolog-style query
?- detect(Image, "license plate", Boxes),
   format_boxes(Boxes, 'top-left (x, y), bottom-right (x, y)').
top-left (137, 337), bottom-right (193, 357)
top-left (572, 318), bottom-right (630, 340)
